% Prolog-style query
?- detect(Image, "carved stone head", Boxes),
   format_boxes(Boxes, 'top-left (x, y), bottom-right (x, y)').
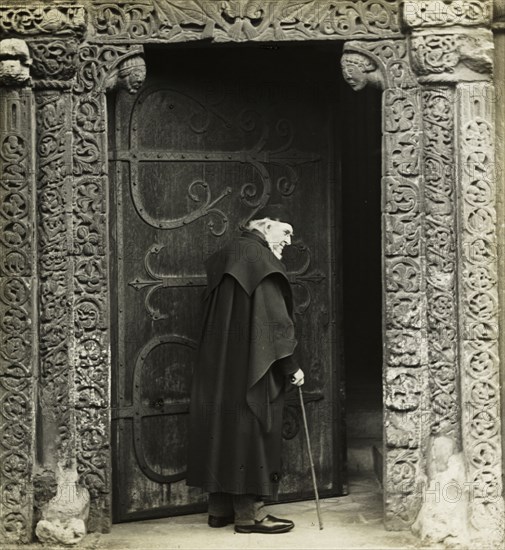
top-left (0, 39), bottom-right (32, 86)
top-left (117, 55), bottom-right (147, 94)
top-left (341, 51), bottom-right (382, 91)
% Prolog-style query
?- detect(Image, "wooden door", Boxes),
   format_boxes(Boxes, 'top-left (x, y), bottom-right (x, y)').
top-left (110, 45), bottom-right (345, 522)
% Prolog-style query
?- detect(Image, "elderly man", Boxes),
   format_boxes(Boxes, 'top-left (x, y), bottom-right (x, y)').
top-left (186, 204), bottom-right (304, 534)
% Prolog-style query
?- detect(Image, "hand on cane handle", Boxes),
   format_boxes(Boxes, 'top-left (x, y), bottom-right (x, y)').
top-left (290, 368), bottom-right (304, 386)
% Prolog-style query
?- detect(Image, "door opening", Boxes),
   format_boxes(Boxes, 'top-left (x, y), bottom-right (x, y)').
top-left (340, 81), bottom-right (383, 479)
top-left (109, 41), bottom-right (351, 522)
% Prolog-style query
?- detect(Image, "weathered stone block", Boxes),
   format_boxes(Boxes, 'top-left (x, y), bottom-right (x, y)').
top-left (412, 436), bottom-right (470, 545)
top-left (35, 466), bottom-right (90, 546)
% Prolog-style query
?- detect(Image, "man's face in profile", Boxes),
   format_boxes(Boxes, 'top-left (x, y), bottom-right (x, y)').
top-left (264, 220), bottom-right (294, 260)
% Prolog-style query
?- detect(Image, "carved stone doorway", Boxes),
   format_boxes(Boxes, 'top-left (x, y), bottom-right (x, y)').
top-left (0, 2), bottom-right (503, 548)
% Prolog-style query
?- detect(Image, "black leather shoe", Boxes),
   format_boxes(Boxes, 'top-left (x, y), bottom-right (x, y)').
top-left (235, 514), bottom-right (294, 534)
top-left (208, 514), bottom-right (234, 528)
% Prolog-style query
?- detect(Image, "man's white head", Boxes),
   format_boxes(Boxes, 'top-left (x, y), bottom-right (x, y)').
top-left (263, 219), bottom-right (293, 259)
top-left (246, 204), bottom-right (294, 260)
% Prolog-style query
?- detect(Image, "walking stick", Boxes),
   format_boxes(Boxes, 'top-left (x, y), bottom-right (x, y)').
top-left (297, 385), bottom-right (324, 530)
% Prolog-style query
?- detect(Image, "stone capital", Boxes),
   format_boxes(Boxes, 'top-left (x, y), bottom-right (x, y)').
top-left (0, 38), bottom-right (32, 86)
top-left (409, 27), bottom-right (493, 83)
top-left (342, 39), bottom-right (417, 91)
top-left (341, 49), bottom-right (384, 91)
top-left (105, 53), bottom-right (147, 95)
top-left (29, 39), bottom-right (80, 90)
top-left (74, 44), bottom-right (146, 95)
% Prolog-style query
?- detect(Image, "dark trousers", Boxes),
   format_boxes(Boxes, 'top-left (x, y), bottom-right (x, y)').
top-left (208, 492), bottom-right (268, 526)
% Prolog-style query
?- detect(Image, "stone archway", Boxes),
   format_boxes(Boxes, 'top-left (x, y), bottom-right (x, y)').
top-left (0, 1), bottom-right (502, 547)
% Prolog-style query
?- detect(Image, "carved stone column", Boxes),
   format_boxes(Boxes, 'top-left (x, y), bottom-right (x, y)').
top-left (412, 71), bottom-right (467, 550)
top-left (0, 38), bottom-right (37, 545)
top-left (28, 37), bottom-right (93, 547)
top-left (342, 38), bottom-right (428, 530)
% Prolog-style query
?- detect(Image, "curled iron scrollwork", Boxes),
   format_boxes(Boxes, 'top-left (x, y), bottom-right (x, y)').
top-left (131, 178), bottom-right (231, 236)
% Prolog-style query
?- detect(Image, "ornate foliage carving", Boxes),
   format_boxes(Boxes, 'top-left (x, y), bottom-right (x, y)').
top-left (422, 87), bottom-right (459, 438)
top-left (89, 0), bottom-right (401, 41)
top-left (35, 90), bottom-right (74, 461)
top-left (384, 449), bottom-right (423, 526)
top-left (0, 1), bottom-right (401, 43)
top-left (457, 83), bottom-right (504, 544)
top-left (402, 0), bottom-right (492, 28)
top-left (74, 44), bottom-right (144, 94)
top-left (0, 83), bottom-right (36, 542)
top-left (344, 37), bottom-right (502, 543)
top-left (341, 39), bottom-right (502, 541)
top-left (342, 38), bottom-right (417, 90)
top-left (409, 28), bottom-right (494, 83)
top-left (72, 91), bottom-right (111, 532)
top-left (0, 4), bottom-right (86, 37)
top-left (382, 82), bottom-right (426, 529)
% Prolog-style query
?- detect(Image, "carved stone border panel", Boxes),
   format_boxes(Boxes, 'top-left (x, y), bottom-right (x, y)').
top-left (35, 88), bottom-right (74, 469)
top-left (87, 0), bottom-right (402, 42)
top-left (422, 87), bottom-right (460, 440)
top-left (0, 63), bottom-right (36, 543)
top-left (72, 43), bottom-right (145, 533)
top-left (72, 79), bottom-right (111, 537)
top-left (382, 85), bottom-right (428, 530)
top-left (0, 1), bottom-right (402, 43)
top-left (343, 22), bottom-right (504, 544)
top-left (457, 82), bottom-right (504, 545)
top-left (0, 4), bottom-right (87, 37)
top-left (402, 0), bottom-right (492, 29)
top-left (342, 39), bottom-right (428, 530)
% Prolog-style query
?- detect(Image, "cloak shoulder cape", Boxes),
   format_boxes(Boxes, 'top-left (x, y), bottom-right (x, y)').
top-left (204, 231), bottom-right (293, 307)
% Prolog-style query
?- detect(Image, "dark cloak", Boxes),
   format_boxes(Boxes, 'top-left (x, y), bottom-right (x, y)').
top-left (186, 231), bottom-right (297, 498)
